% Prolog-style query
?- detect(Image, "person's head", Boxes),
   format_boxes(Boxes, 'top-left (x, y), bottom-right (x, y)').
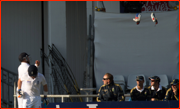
top-left (19, 52), bottom-right (30, 64)
top-left (149, 76), bottom-right (160, 87)
top-left (170, 79), bottom-right (179, 90)
top-left (102, 73), bottom-right (113, 85)
top-left (136, 76), bottom-right (144, 87)
top-left (28, 65), bottom-right (38, 79)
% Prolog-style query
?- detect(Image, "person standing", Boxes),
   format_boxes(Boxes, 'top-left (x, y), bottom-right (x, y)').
top-left (17, 52), bottom-right (40, 108)
top-left (96, 73), bottom-right (125, 102)
top-left (18, 65), bottom-right (48, 108)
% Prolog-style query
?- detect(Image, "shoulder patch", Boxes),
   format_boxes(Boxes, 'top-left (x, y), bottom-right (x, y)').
top-left (147, 86), bottom-right (151, 89)
top-left (167, 88), bottom-right (171, 92)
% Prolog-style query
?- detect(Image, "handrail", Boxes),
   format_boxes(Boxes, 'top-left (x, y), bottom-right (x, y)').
top-left (14, 94), bottom-right (130, 98)
top-left (13, 80), bottom-right (130, 108)
top-left (13, 94), bottom-right (130, 106)
top-left (1, 67), bottom-right (18, 76)
top-left (1, 67), bottom-right (18, 108)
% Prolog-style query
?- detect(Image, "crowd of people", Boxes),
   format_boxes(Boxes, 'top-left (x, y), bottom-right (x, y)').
top-left (16, 52), bottom-right (178, 108)
top-left (97, 73), bottom-right (179, 102)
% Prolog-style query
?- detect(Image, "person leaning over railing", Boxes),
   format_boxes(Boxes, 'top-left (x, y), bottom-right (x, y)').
top-left (130, 76), bottom-right (151, 101)
top-left (96, 73), bottom-right (125, 102)
top-left (164, 79), bottom-right (179, 101)
top-left (147, 76), bottom-right (167, 101)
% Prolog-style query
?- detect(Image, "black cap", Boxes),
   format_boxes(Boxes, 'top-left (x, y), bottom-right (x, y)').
top-left (170, 79), bottom-right (179, 85)
top-left (28, 65), bottom-right (38, 76)
top-left (136, 76), bottom-right (144, 81)
top-left (149, 76), bottom-right (160, 82)
top-left (19, 52), bottom-right (29, 62)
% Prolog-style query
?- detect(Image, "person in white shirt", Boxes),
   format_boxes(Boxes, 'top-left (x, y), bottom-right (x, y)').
top-left (17, 52), bottom-right (40, 108)
top-left (18, 65), bottom-right (48, 108)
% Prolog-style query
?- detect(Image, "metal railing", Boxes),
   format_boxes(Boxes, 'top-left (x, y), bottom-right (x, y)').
top-left (1, 67), bottom-right (18, 108)
top-left (41, 44), bottom-right (83, 102)
top-left (13, 82), bottom-right (130, 108)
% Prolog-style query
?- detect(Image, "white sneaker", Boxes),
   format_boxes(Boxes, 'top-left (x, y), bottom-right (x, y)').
top-left (151, 13), bottom-right (158, 25)
top-left (133, 13), bottom-right (141, 22)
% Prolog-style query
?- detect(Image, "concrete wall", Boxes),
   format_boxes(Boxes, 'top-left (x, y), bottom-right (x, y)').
top-left (1, 1), bottom-right (42, 104)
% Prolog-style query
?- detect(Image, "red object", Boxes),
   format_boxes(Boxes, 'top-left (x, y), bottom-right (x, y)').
top-left (137, 21), bottom-right (140, 25)
top-left (141, 1), bottom-right (171, 11)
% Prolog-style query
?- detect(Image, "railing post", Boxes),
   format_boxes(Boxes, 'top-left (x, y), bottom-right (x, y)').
top-left (61, 97), bottom-right (64, 103)
top-left (7, 73), bottom-right (9, 108)
top-left (14, 82), bottom-right (16, 108)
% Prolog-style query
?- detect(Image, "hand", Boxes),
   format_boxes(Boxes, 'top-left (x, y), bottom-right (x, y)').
top-left (18, 89), bottom-right (22, 95)
top-left (35, 60), bottom-right (40, 67)
top-left (17, 89), bottom-right (23, 98)
top-left (151, 98), bottom-right (155, 101)
top-left (43, 95), bottom-right (49, 106)
top-left (173, 88), bottom-right (178, 95)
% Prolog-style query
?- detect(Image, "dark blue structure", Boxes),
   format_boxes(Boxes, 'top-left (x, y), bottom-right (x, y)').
top-left (42, 101), bottom-right (179, 108)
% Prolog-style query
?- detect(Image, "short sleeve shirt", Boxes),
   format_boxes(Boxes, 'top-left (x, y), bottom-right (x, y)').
top-left (20, 73), bottom-right (47, 98)
top-left (18, 62), bottom-right (30, 79)
top-left (18, 62), bottom-right (30, 90)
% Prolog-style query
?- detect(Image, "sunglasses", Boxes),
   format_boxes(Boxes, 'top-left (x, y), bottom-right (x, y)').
top-left (103, 78), bottom-right (109, 80)
top-left (151, 80), bottom-right (155, 82)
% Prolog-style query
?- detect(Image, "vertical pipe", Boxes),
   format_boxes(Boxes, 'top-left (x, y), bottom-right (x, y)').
top-left (92, 1), bottom-right (95, 89)
top-left (41, 1), bottom-right (45, 76)
top-left (50, 75), bottom-right (54, 102)
top-left (89, 14), bottom-right (92, 88)
top-left (7, 73), bottom-right (9, 108)
top-left (61, 97), bottom-right (64, 103)
top-left (14, 82), bottom-right (16, 108)
top-left (86, 14), bottom-right (91, 89)
top-left (2, 71), bottom-right (4, 103)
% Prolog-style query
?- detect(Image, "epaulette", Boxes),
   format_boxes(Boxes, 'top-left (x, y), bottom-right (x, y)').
top-left (114, 83), bottom-right (120, 87)
top-left (114, 84), bottom-right (123, 90)
top-left (166, 88), bottom-right (172, 92)
top-left (130, 87), bottom-right (136, 93)
top-left (98, 84), bottom-right (106, 92)
top-left (101, 84), bottom-right (106, 87)
top-left (147, 86), bottom-right (151, 89)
